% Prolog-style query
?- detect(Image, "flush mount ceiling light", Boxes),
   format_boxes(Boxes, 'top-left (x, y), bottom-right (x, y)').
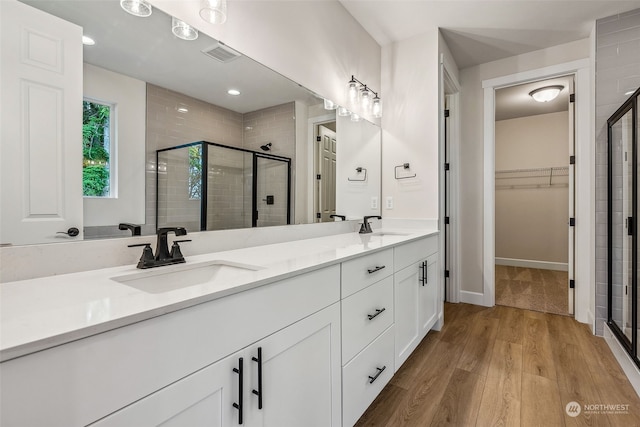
top-left (346, 75), bottom-right (382, 117)
top-left (172, 17), bottom-right (199, 41)
top-left (227, 89), bottom-right (241, 96)
top-left (120, 0), bottom-right (152, 17)
top-left (529, 85), bottom-right (564, 103)
top-left (200, 0), bottom-right (227, 24)
top-left (82, 35), bottom-right (95, 46)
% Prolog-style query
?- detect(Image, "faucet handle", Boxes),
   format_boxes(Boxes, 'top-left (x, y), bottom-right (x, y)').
top-left (128, 243), bottom-right (155, 269)
top-left (170, 239), bottom-right (192, 260)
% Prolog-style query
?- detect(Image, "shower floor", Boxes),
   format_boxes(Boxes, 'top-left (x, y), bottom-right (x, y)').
top-left (495, 265), bottom-right (569, 316)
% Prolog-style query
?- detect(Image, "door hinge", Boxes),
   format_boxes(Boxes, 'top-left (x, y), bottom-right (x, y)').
top-left (316, 213), bottom-right (321, 219)
top-left (444, 270), bottom-right (450, 278)
top-left (569, 279), bottom-right (575, 289)
top-left (569, 218), bottom-right (575, 227)
top-left (570, 155), bottom-right (575, 165)
top-left (316, 174), bottom-right (321, 180)
top-left (444, 109), bottom-right (450, 118)
top-left (316, 136), bottom-right (321, 142)
top-left (444, 163), bottom-right (450, 171)
top-left (570, 93), bottom-right (575, 103)
top-left (444, 216), bottom-right (450, 225)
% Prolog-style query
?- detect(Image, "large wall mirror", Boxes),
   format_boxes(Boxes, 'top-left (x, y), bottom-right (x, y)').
top-left (1, 0), bottom-right (381, 246)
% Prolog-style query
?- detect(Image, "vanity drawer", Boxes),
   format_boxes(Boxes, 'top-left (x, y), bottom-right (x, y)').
top-left (342, 248), bottom-right (393, 297)
top-left (342, 325), bottom-right (395, 427)
top-left (341, 276), bottom-right (394, 363)
top-left (394, 235), bottom-right (438, 272)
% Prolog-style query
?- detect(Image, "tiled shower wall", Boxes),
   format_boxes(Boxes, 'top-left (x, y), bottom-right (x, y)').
top-left (595, 8), bottom-right (640, 335)
top-left (146, 84), bottom-right (295, 231)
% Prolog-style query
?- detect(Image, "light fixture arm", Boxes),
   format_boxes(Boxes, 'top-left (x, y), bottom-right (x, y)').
top-left (349, 75), bottom-right (379, 98)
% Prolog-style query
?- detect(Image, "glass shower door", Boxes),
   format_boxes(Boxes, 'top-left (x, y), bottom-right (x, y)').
top-left (253, 154), bottom-right (290, 227)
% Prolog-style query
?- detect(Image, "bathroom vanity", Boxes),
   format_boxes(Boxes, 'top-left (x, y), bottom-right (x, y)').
top-left (0, 228), bottom-right (440, 427)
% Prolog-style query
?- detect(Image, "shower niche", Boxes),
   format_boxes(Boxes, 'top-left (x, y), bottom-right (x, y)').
top-left (157, 141), bottom-right (291, 232)
top-left (608, 87), bottom-right (639, 365)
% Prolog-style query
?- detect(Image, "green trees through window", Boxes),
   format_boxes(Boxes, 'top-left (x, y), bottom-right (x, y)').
top-left (82, 101), bottom-right (111, 197)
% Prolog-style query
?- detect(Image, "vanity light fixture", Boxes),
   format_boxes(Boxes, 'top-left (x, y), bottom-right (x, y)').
top-left (177, 107), bottom-right (189, 113)
top-left (350, 113), bottom-right (362, 122)
top-left (200, 0), bottom-right (227, 24)
top-left (82, 35), bottom-right (95, 46)
top-left (323, 99), bottom-right (338, 110)
top-left (346, 75), bottom-right (382, 118)
top-left (227, 89), bottom-right (241, 96)
top-left (337, 106), bottom-right (350, 117)
top-left (529, 85), bottom-right (564, 103)
top-left (372, 95), bottom-right (382, 118)
top-left (347, 76), bottom-right (359, 104)
top-left (172, 17), bottom-right (199, 41)
top-left (120, 0), bottom-right (152, 17)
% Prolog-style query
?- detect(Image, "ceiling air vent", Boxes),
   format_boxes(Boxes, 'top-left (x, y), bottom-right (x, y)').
top-left (201, 43), bottom-right (241, 63)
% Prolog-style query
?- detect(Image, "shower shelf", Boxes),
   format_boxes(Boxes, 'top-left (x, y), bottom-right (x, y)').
top-left (495, 166), bottom-right (569, 189)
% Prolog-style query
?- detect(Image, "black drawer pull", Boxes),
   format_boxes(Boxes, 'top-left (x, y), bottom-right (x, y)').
top-left (367, 307), bottom-right (386, 320)
top-left (252, 347), bottom-right (263, 410)
top-left (367, 265), bottom-right (386, 274)
top-left (232, 357), bottom-right (243, 424)
top-left (368, 366), bottom-right (386, 384)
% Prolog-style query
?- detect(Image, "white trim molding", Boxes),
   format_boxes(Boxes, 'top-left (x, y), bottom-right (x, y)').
top-left (460, 290), bottom-right (487, 306)
top-left (604, 323), bottom-right (640, 398)
top-left (495, 257), bottom-right (568, 271)
top-left (482, 58), bottom-right (593, 325)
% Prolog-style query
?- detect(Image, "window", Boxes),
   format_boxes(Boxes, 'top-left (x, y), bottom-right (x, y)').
top-left (82, 100), bottom-right (113, 197)
top-left (188, 144), bottom-right (202, 199)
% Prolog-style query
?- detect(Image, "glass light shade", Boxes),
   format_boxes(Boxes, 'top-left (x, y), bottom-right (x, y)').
top-left (347, 80), bottom-right (359, 104)
top-left (337, 106), bottom-right (350, 117)
top-left (120, 0), bottom-right (152, 17)
top-left (172, 17), bottom-right (199, 41)
top-left (350, 113), bottom-right (362, 122)
top-left (360, 89), bottom-right (372, 110)
top-left (529, 85), bottom-right (563, 103)
top-left (200, 0), bottom-right (227, 24)
top-left (372, 97), bottom-right (382, 118)
top-left (323, 99), bottom-right (338, 110)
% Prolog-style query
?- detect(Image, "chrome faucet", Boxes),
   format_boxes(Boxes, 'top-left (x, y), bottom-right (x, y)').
top-left (359, 216), bottom-right (381, 234)
top-left (128, 227), bottom-right (191, 269)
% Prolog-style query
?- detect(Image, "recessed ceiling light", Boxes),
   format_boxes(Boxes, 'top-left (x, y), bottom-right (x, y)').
top-left (177, 107), bottom-right (189, 113)
top-left (529, 85), bottom-right (564, 103)
top-left (227, 89), bottom-right (241, 96)
top-left (82, 35), bottom-right (95, 46)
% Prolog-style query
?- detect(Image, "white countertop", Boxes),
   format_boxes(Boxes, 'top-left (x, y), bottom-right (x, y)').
top-left (0, 228), bottom-right (437, 362)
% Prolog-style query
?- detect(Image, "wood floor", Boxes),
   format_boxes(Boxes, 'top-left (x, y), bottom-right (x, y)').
top-left (495, 265), bottom-right (568, 316)
top-left (355, 303), bottom-right (640, 427)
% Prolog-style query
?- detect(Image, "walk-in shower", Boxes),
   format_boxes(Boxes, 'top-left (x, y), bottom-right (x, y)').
top-left (156, 141), bottom-right (291, 232)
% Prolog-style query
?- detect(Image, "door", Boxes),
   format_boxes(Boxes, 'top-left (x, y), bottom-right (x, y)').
top-left (247, 303), bottom-right (341, 427)
top-left (91, 349), bottom-right (243, 427)
top-left (0, 0), bottom-right (83, 245)
top-left (444, 103), bottom-right (451, 302)
top-left (253, 155), bottom-right (290, 228)
top-left (315, 125), bottom-right (337, 222)
top-left (568, 78), bottom-right (576, 315)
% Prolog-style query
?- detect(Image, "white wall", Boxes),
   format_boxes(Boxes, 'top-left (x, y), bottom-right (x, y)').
top-left (381, 29), bottom-right (441, 220)
top-left (336, 115), bottom-right (381, 219)
top-left (495, 112), bottom-right (569, 265)
top-left (83, 64), bottom-right (146, 227)
top-left (459, 39), bottom-right (590, 294)
top-left (149, 0), bottom-right (381, 123)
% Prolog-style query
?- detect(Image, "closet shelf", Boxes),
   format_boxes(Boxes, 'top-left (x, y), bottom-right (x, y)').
top-left (495, 166), bottom-right (569, 189)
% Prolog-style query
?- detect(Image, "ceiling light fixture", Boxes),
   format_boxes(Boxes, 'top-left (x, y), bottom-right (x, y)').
top-left (120, 0), bottom-right (152, 17)
top-left (82, 35), bottom-right (95, 46)
top-left (172, 17), bottom-right (199, 41)
top-left (529, 85), bottom-right (564, 103)
top-left (227, 89), bottom-right (240, 96)
top-left (346, 75), bottom-right (382, 117)
top-left (200, 0), bottom-right (227, 24)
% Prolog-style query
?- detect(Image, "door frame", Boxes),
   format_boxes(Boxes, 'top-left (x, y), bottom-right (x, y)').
top-left (481, 58), bottom-right (593, 326)
top-left (307, 114), bottom-right (337, 223)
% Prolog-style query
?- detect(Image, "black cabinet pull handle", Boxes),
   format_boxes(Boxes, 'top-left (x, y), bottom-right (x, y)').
top-left (424, 261), bottom-right (428, 286)
top-left (367, 307), bottom-right (386, 320)
top-left (233, 357), bottom-right (243, 424)
top-left (367, 265), bottom-right (386, 274)
top-left (368, 366), bottom-right (386, 384)
top-left (252, 347), bottom-right (263, 410)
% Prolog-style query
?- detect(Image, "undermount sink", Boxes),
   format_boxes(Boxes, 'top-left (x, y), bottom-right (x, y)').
top-left (111, 261), bottom-right (264, 294)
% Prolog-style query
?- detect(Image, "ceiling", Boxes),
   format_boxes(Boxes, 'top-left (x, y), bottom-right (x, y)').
top-left (22, 1), bottom-right (321, 113)
top-left (340, 0), bottom-right (640, 69)
top-left (495, 76), bottom-right (571, 121)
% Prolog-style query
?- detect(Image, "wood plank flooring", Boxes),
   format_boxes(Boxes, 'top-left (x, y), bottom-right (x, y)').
top-left (354, 303), bottom-right (640, 427)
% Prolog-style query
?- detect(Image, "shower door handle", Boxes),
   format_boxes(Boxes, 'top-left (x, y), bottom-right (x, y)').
top-left (628, 217), bottom-right (634, 236)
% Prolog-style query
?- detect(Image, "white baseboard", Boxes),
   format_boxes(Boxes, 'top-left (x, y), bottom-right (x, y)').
top-left (604, 323), bottom-right (640, 398)
top-left (460, 290), bottom-right (489, 306)
top-left (495, 257), bottom-right (568, 272)
top-left (588, 310), bottom-right (595, 334)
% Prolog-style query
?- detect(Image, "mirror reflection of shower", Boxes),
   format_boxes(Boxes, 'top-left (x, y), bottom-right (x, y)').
top-left (260, 142), bottom-right (272, 151)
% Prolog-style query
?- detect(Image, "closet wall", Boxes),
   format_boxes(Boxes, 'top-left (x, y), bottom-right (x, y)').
top-left (495, 111), bottom-right (569, 268)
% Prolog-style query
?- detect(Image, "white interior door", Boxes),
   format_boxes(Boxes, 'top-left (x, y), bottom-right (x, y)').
top-left (315, 125), bottom-right (336, 222)
top-left (0, 0), bottom-right (83, 245)
top-left (568, 78), bottom-right (576, 315)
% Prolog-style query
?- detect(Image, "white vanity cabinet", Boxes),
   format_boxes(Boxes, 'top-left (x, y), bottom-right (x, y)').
top-left (92, 303), bottom-right (341, 427)
top-left (393, 237), bottom-right (439, 370)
